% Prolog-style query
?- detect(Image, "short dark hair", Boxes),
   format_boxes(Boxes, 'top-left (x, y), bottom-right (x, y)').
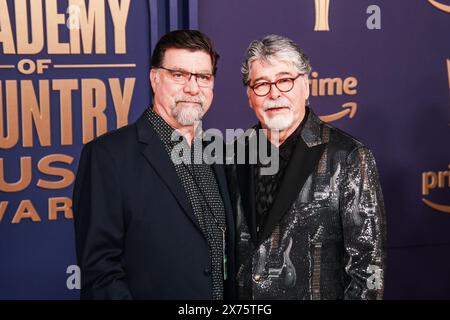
top-left (151, 30), bottom-right (219, 75)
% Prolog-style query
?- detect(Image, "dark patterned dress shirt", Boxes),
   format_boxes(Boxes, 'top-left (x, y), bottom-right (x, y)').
top-left (146, 107), bottom-right (226, 300)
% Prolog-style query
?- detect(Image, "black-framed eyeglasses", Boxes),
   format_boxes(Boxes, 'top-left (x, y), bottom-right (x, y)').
top-left (249, 73), bottom-right (304, 96)
top-left (158, 66), bottom-right (214, 88)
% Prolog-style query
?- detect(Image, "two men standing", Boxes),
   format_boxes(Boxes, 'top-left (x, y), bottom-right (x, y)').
top-left (73, 31), bottom-right (386, 300)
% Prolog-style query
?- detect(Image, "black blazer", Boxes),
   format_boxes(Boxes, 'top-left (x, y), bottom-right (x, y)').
top-left (73, 111), bottom-right (236, 299)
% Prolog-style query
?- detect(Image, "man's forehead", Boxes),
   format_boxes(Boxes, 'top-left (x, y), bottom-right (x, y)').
top-left (163, 48), bottom-right (213, 71)
top-left (250, 59), bottom-right (295, 79)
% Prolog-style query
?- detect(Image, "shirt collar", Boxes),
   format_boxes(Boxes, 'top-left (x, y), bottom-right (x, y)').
top-left (146, 107), bottom-right (205, 149)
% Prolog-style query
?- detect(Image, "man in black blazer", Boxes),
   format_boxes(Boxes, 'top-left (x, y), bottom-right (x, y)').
top-left (73, 30), bottom-right (235, 299)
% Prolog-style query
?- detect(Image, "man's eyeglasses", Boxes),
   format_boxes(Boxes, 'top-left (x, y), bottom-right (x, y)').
top-left (158, 66), bottom-right (214, 88)
top-left (249, 73), bottom-right (304, 97)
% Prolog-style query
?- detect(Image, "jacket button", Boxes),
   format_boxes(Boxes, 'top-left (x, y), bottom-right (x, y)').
top-left (253, 274), bottom-right (261, 282)
top-left (204, 268), bottom-right (211, 276)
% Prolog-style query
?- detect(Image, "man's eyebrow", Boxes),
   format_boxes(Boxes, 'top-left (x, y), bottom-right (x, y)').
top-left (276, 71), bottom-right (294, 77)
top-left (253, 71), bottom-right (295, 83)
top-left (166, 67), bottom-right (213, 74)
top-left (196, 70), bottom-right (214, 75)
top-left (253, 76), bottom-right (270, 83)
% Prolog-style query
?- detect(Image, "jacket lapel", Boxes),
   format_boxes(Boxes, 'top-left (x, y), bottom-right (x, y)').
top-left (234, 130), bottom-right (258, 243)
top-left (257, 109), bottom-right (327, 245)
top-left (237, 162), bottom-right (257, 243)
top-left (211, 162), bottom-right (235, 242)
top-left (258, 140), bottom-right (325, 245)
top-left (135, 114), bottom-right (201, 232)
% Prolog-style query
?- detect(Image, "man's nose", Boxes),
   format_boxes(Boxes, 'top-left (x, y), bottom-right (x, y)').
top-left (269, 83), bottom-right (281, 99)
top-left (184, 74), bottom-right (200, 95)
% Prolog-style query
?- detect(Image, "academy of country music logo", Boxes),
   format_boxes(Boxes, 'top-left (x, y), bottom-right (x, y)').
top-left (314, 0), bottom-right (450, 31)
top-left (428, 0), bottom-right (450, 91)
top-left (314, 0), bottom-right (382, 31)
top-left (428, 0), bottom-right (450, 13)
top-left (422, 166), bottom-right (450, 214)
top-left (0, 0), bottom-right (134, 225)
top-left (427, 0), bottom-right (450, 123)
top-left (314, 0), bottom-right (330, 31)
top-left (447, 59), bottom-right (450, 90)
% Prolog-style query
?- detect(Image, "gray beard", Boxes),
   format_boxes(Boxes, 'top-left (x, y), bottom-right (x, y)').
top-left (263, 112), bottom-right (294, 131)
top-left (171, 104), bottom-right (204, 126)
top-left (262, 97), bottom-right (294, 131)
top-left (171, 95), bottom-right (206, 126)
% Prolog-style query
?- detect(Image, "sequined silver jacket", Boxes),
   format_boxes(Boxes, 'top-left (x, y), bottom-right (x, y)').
top-left (227, 108), bottom-right (387, 300)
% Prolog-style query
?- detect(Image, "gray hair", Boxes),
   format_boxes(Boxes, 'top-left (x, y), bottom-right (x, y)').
top-left (241, 35), bottom-right (311, 86)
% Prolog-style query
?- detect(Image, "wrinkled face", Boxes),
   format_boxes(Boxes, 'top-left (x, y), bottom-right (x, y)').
top-left (150, 48), bottom-right (214, 128)
top-left (247, 59), bottom-right (309, 132)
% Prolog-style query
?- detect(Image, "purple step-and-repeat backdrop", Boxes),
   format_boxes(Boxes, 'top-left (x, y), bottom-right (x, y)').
top-left (199, 0), bottom-right (450, 299)
top-left (1, 0), bottom-right (449, 299)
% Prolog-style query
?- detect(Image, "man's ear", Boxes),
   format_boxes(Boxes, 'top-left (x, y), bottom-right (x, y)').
top-left (248, 99), bottom-right (253, 109)
top-left (150, 69), bottom-right (158, 92)
top-left (303, 75), bottom-right (310, 100)
top-left (247, 87), bottom-right (254, 110)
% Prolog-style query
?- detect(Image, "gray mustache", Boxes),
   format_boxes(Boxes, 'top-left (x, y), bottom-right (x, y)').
top-left (263, 99), bottom-right (291, 111)
top-left (174, 96), bottom-right (205, 107)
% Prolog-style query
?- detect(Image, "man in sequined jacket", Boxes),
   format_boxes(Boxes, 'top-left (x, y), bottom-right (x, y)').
top-left (227, 35), bottom-right (387, 299)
